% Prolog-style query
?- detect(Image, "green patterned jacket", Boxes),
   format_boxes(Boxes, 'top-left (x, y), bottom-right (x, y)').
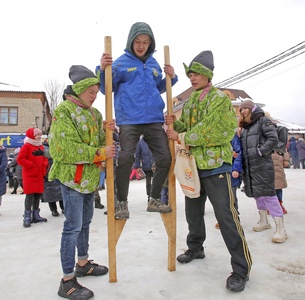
top-left (174, 87), bottom-right (237, 170)
top-left (48, 99), bottom-right (105, 193)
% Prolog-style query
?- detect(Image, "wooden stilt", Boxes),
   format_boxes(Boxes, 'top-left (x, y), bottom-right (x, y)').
top-left (162, 45), bottom-right (176, 271)
top-left (104, 36), bottom-right (126, 283)
top-left (103, 40), bottom-right (175, 281)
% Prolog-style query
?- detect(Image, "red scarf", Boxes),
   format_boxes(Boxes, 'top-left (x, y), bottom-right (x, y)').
top-left (199, 82), bottom-right (212, 101)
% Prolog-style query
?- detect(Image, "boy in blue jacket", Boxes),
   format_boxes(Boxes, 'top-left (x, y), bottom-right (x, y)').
top-left (96, 22), bottom-right (178, 219)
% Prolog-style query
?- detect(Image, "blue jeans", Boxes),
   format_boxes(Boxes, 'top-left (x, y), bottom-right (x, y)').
top-left (60, 184), bottom-right (94, 277)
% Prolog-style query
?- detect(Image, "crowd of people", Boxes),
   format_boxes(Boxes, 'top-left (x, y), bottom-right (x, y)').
top-left (0, 21), bottom-right (304, 300)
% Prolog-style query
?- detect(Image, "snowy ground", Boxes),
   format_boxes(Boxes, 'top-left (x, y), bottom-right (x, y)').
top-left (1, 168), bottom-right (304, 300)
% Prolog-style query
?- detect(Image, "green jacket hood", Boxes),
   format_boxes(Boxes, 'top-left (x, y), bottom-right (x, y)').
top-left (126, 22), bottom-right (155, 60)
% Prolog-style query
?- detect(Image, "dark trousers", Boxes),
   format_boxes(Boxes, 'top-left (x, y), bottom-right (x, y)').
top-left (144, 170), bottom-right (154, 196)
top-left (116, 123), bottom-right (171, 201)
top-left (49, 200), bottom-right (64, 212)
top-left (300, 158), bottom-right (305, 169)
top-left (24, 193), bottom-right (42, 210)
top-left (276, 189), bottom-right (283, 201)
top-left (185, 173), bottom-right (252, 279)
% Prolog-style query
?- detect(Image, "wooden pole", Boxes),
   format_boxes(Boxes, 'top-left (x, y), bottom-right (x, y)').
top-left (162, 45), bottom-right (176, 271)
top-left (104, 36), bottom-right (126, 283)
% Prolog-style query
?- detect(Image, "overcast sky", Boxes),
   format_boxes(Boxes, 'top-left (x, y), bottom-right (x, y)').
top-left (1, 0), bottom-right (305, 126)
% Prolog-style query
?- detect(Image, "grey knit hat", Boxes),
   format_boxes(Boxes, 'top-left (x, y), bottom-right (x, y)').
top-left (239, 99), bottom-right (255, 111)
top-left (69, 65), bottom-right (100, 95)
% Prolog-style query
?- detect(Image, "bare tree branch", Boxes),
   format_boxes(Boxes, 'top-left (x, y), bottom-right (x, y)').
top-left (43, 79), bottom-right (65, 116)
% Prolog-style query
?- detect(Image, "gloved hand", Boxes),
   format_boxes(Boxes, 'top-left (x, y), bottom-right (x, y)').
top-left (113, 141), bottom-right (120, 160)
top-left (32, 149), bottom-right (44, 156)
top-left (93, 148), bottom-right (107, 167)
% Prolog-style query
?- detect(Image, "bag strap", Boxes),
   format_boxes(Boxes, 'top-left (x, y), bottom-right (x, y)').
top-left (178, 132), bottom-right (190, 153)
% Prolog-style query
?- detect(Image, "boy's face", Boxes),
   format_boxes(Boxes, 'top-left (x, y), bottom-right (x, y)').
top-left (188, 72), bottom-right (209, 91)
top-left (133, 34), bottom-right (151, 58)
top-left (78, 84), bottom-right (100, 107)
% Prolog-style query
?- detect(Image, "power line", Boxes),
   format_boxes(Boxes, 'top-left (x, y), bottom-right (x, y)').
top-left (215, 41), bottom-right (305, 87)
top-left (215, 41), bottom-right (305, 88)
top-left (0, 82), bottom-right (19, 87)
top-left (243, 60), bottom-right (305, 89)
top-left (220, 50), bottom-right (305, 88)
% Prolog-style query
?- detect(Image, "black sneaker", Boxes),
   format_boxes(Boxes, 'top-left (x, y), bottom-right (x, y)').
top-left (226, 273), bottom-right (249, 292)
top-left (177, 247), bottom-right (205, 263)
top-left (52, 210), bottom-right (59, 217)
top-left (75, 260), bottom-right (108, 277)
top-left (58, 277), bottom-right (94, 300)
top-left (94, 202), bottom-right (105, 209)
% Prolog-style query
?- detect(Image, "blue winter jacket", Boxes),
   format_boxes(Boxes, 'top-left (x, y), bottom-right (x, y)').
top-left (288, 136), bottom-right (298, 158)
top-left (96, 50), bottom-right (178, 125)
top-left (0, 146), bottom-right (8, 196)
top-left (135, 138), bottom-right (154, 171)
top-left (230, 134), bottom-right (243, 188)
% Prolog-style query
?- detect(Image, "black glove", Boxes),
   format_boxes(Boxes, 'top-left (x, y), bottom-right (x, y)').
top-left (32, 149), bottom-right (44, 156)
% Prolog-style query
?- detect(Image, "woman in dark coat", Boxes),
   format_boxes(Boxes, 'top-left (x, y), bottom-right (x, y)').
top-left (8, 147), bottom-right (23, 194)
top-left (0, 145), bottom-right (8, 208)
top-left (239, 100), bottom-right (287, 243)
top-left (42, 139), bottom-right (64, 216)
top-left (17, 127), bottom-right (48, 227)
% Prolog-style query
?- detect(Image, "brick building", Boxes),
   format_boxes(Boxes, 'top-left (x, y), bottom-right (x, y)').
top-left (0, 90), bottom-right (52, 149)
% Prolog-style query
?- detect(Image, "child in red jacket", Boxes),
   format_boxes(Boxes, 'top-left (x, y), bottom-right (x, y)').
top-left (17, 127), bottom-right (48, 227)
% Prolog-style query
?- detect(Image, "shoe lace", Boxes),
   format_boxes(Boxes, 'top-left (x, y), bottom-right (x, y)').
top-left (87, 259), bottom-right (98, 267)
top-left (70, 277), bottom-right (83, 289)
top-left (230, 273), bottom-right (243, 282)
top-left (151, 197), bottom-right (164, 207)
top-left (184, 249), bottom-right (194, 256)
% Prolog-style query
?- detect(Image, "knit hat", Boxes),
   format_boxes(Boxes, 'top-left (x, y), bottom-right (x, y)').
top-left (26, 127), bottom-right (42, 139)
top-left (239, 99), bottom-right (255, 111)
top-left (183, 50), bottom-right (214, 79)
top-left (69, 65), bottom-right (100, 96)
top-left (299, 138), bottom-right (304, 142)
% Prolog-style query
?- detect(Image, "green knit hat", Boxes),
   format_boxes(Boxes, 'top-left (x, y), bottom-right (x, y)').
top-left (183, 50), bottom-right (214, 79)
top-left (69, 65), bottom-right (100, 95)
